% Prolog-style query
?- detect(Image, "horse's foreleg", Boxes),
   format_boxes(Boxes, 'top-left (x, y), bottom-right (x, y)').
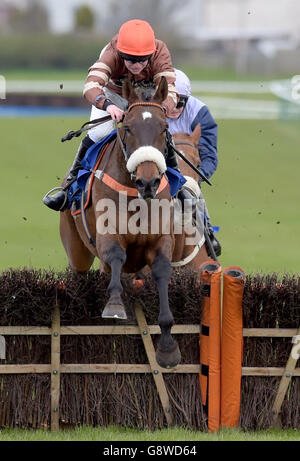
top-left (152, 252), bottom-right (181, 368)
top-left (101, 243), bottom-right (127, 319)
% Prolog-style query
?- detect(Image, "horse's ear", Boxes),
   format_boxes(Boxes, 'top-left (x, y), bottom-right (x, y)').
top-left (152, 76), bottom-right (168, 104)
top-left (191, 123), bottom-right (201, 145)
top-left (122, 78), bottom-right (138, 104)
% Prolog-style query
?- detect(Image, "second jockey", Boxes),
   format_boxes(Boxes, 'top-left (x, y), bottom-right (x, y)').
top-left (167, 69), bottom-right (221, 256)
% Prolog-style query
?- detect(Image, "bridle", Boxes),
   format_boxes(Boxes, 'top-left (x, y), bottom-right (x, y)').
top-left (115, 101), bottom-right (167, 167)
top-left (174, 141), bottom-right (197, 150)
top-left (80, 102), bottom-right (168, 248)
top-left (127, 101), bottom-right (165, 114)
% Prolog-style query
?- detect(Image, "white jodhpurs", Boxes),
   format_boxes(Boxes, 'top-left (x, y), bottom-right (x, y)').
top-left (183, 175), bottom-right (211, 221)
top-left (87, 105), bottom-right (115, 143)
top-left (87, 42), bottom-right (115, 142)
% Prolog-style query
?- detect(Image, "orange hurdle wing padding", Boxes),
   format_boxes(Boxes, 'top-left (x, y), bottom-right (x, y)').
top-left (221, 266), bottom-right (245, 428)
top-left (199, 261), bottom-right (222, 432)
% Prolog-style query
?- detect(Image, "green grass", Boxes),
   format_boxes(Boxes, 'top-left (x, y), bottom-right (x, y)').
top-left (0, 426), bottom-right (299, 441)
top-left (209, 118), bottom-right (300, 274)
top-left (1, 117), bottom-right (299, 274)
top-left (0, 117), bottom-right (84, 272)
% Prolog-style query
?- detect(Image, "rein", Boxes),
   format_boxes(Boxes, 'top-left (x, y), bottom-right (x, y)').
top-left (115, 121), bottom-right (129, 162)
top-left (170, 143), bottom-right (212, 186)
top-left (61, 115), bottom-right (112, 142)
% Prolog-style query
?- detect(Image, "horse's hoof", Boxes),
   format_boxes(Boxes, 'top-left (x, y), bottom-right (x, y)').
top-left (102, 303), bottom-right (127, 320)
top-left (156, 343), bottom-right (181, 369)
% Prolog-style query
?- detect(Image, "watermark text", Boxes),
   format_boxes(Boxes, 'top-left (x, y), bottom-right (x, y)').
top-left (0, 75), bottom-right (6, 100)
top-left (291, 335), bottom-right (300, 361)
top-left (291, 75), bottom-right (300, 101)
top-left (95, 192), bottom-right (205, 246)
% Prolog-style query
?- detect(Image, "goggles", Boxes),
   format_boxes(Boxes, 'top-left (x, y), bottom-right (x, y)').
top-left (119, 52), bottom-right (152, 64)
top-left (176, 95), bottom-right (189, 109)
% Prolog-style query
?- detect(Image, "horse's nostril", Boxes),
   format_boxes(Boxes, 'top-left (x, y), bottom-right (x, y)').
top-left (153, 178), bottom-right (161, 189)
top-left (135, 179), bottom-right (145, 189)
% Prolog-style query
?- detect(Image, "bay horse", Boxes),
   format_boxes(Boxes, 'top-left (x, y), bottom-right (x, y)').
top-left (60, 77), bottom-right (180, 369)
top-left (171, 125), bottom-right (212, 270)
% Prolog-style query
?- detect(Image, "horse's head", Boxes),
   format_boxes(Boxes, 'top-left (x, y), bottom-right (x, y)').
top-left (121, 77), bottom-right (169, 200)
top-left (173, 123), bottom-right (202, 168)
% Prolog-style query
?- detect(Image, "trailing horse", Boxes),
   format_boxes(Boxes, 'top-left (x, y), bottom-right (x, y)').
top-left (60, 77), bottom-right (181, 369)
top-left (171, 125), bottom-right (212, 269)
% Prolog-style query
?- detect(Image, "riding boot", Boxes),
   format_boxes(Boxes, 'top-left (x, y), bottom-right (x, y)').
top-left (43, 136), bottom-right (94, 211)
top-left (166, 141), bottom-right (197, 208)
top-left (205, 218), bottom-right (222, 257)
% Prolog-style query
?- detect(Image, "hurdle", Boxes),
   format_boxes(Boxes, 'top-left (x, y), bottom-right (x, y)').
top-left (0, 268), bottom-right (299, 430)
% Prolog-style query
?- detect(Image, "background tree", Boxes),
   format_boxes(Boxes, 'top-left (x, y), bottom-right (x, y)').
top-left (103, 0), bottom-right (191, 44)
top-left (7, 0), bottom-right (49, 34)
top-left (74, 5), bottom-right (94, 31)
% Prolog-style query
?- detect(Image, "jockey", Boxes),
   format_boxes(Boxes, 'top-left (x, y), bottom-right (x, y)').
top-left (167, 69), bottom-right (221, 256)
top-left (43, 19), bottom-right (194, 211)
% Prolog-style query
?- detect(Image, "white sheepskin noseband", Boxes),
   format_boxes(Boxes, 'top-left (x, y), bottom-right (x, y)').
top-left (126, 146), bottom-right (167, 174)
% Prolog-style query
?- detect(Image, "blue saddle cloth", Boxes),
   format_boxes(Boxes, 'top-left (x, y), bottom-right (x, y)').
top-left (68, 133), bottom-right (187, 207)
top-left (68, 131), bottom-right (116, 206)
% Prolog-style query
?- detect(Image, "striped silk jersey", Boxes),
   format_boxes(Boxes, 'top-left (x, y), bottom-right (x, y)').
top-left (83, 35), bottom-right (178, 114)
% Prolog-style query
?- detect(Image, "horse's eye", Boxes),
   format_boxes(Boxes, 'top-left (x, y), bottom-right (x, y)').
top-left (124, 126), bottom-right (131, 133)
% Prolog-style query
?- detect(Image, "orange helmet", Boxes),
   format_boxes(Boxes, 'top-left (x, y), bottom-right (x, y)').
top-left (117, 19), bottom-right (156, 56)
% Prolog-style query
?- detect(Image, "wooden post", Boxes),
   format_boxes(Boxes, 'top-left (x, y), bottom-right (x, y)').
top-left (272, 325), bottom-right (300, 427)
top-left (135, 301), bottom-right (173, 425)
top-left (51, 306), bottom-right (61, 431)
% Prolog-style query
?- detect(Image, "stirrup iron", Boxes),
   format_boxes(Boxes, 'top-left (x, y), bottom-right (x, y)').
top-left (42, 186), bottom-right (68, 210)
